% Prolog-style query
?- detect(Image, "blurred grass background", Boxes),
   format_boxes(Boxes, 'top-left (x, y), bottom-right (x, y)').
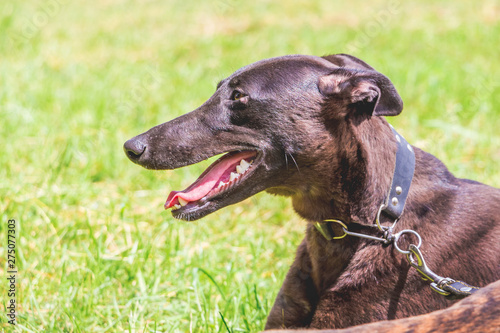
top-left (0, 0), bottom-right (498, 331)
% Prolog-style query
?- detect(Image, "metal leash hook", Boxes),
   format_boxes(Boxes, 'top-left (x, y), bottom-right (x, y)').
top-left (320, 215), bottom-right (480, 299)
top-left (406, 244), bottom-right (454, 296)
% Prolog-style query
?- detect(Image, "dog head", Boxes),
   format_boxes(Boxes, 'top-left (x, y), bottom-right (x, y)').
top-left (124, 54), bottom-right (403, 221)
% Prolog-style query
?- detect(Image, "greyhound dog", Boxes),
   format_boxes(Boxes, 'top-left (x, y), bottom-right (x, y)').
top-left (124, 54), bottom-right (500, 330)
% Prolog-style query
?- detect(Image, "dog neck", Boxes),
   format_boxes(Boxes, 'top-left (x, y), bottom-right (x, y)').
top-left (291, 115), bottom-right (398, 226)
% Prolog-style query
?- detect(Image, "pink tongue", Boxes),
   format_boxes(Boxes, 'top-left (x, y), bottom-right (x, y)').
top-left (165, 151), bottom-right (255, 209)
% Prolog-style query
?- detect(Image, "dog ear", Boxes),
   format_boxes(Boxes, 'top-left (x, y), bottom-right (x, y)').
top-left (318, 68), bottom-right (403, 117)
top-left (322, 53), bottom-right (375, 71)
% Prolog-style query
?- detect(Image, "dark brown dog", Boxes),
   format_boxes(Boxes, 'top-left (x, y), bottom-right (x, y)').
top-left (124, 54), bottom-right (500, 330)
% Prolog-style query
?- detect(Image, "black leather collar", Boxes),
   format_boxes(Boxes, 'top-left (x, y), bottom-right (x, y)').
top-left (315, 125), bottom-right (415, 240)
top-left (382, 125), bottom-right (416, 220)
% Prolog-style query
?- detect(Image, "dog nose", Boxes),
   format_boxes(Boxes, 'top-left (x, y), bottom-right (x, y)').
top-left (124, 138), bottom-right (146, 162)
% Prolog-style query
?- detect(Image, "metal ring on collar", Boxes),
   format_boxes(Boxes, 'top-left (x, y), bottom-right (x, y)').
top-left (376, 203), bottom-right (401, 232)
top-left (393, 229), bottom-right (422, 254)
top-left (375, 203), bottom-right (387, 232)
top-left (323, 219), bottom-right (348, 240)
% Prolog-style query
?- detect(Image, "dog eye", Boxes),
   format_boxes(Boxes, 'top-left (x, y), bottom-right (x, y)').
top-left (230, 90), bottom-right (246, 101)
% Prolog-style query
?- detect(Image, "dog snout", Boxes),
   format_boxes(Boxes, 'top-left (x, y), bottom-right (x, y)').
top-left (123, 138), bottom-right (147, 163)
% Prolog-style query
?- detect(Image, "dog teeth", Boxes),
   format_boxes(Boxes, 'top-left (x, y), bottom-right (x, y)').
top-left (230, 172), bottom-right (239, 182)
top-left (239, 159), bottom-right (251, 171)
top-left (215, 159), bottom-right (253, 193)
top-left (172, 204), bottom-right (182, 210)
top-left (236, 159), bottom-right (252, 175)
top-left (178, 197), bottom-right (188, 206)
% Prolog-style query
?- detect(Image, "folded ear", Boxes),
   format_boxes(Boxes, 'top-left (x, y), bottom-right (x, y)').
top-left (321, 53), bottom-right (375, 71)
top-left (318, 68), bottom-right (403, 117)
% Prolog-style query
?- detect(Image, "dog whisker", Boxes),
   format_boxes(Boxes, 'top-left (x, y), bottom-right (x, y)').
top-left (288, 153), bottom-right (300, 173)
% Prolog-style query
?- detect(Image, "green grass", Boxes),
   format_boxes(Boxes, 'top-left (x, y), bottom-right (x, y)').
top-left (0, 0), bottom-right (499, 331)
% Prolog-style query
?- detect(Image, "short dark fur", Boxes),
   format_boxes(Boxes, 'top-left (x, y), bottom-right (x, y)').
top-left (124, 54), bottom-right (500, 330)
top-left (265, 279), bottom-right (500, 332)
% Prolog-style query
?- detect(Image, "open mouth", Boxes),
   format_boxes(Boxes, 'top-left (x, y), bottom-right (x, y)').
top-left (164, 150), bottom-right (259, 218)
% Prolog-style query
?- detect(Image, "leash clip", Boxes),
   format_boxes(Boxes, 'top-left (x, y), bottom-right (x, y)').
top-left (407, 244), bottom-right (453, 296)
